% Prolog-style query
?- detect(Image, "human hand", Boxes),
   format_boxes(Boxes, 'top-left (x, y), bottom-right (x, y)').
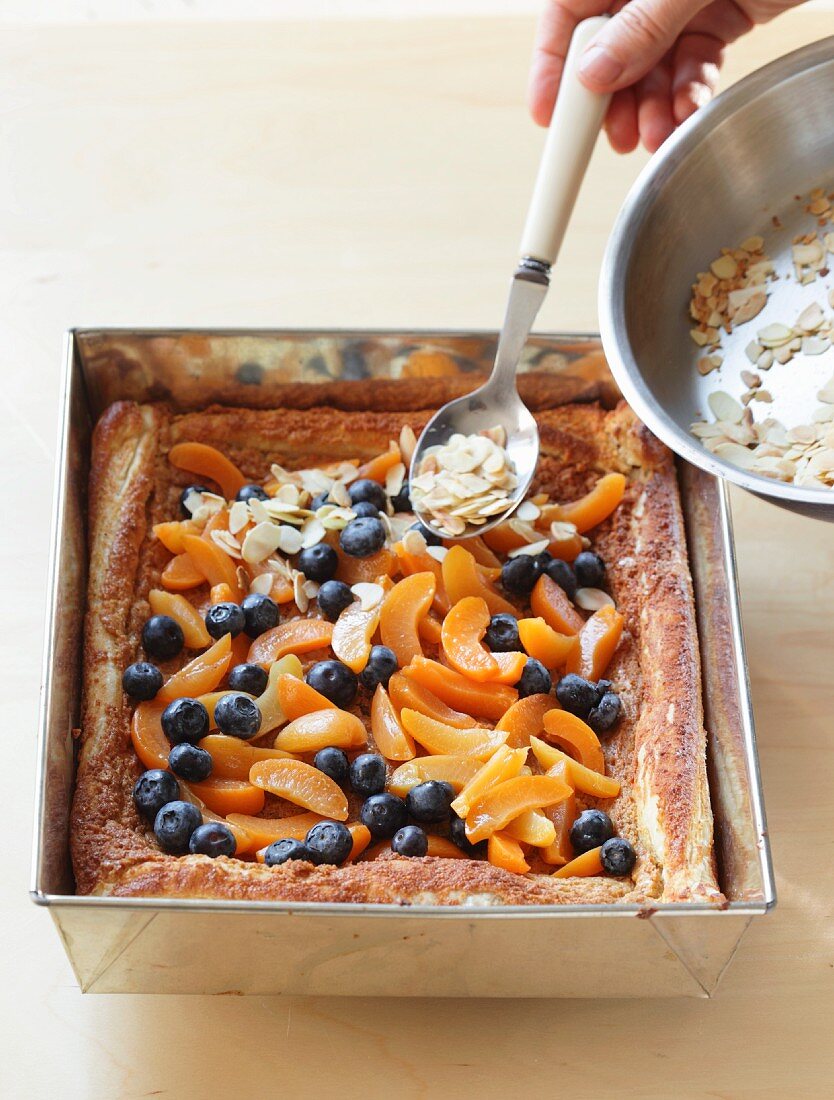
top-left (528, 0), bottom-right (804, 153)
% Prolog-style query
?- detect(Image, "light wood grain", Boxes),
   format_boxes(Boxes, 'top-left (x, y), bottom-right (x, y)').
top-left (4, 11), bottom-right (834, 1098)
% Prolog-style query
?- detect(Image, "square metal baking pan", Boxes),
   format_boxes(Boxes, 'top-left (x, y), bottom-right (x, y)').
top-left (31, 328), bottom-right (775, 998)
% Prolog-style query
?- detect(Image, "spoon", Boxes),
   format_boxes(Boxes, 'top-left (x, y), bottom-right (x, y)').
top-left (410, 16), bottom-right (610, 539)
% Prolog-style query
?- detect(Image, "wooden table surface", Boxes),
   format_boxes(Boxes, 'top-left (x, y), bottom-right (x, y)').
top-left (4, 12), bottom-right (834, 1098)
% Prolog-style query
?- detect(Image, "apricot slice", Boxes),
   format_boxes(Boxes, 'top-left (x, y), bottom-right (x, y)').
top-left (565, 604), bottom-right (624, 682)
top-left (450, 744), bottom-right (528, 819)
top-left (387, 755), bottom-right (480, 797)
top-left (148, 589), bottom-right (211, 649)
top-left (488, 832), bottom-right (530, 874)
top-left (399, 709), bottom-right (509, 760)
top-left (186, 776), bottom-right (265, 816)
top-left (335, 547), bottom-right (397, 586)
top-left (517, 617), bottom-right (578, 670)
top-left (245, 561), bottom-right (296, 604)
top-left (540, 760), bottom-right (576, 866)
top-left (489, 651), bottom-right (528, 685)
top-left (158, 634), bottom-right (232, 703)
top-left (168, 441), bottom-right (247, 501)
top-left (227, 811), bottom-right (324, 850)
top-left (529, 736), bottom-right (620, 798)
top-left (357, 445), bottom-right (401, 484)
top-left (249, 758), bottom-right (349, 820)
top-left (393, 542), bottom-right (450, 616)
top-left (543, 473), bottom-right (626, 534)
top-left (176, 786), bottom-right (254, 853)
top-left (371, 685), bottom-right (416, 761)
top-left (130, 701), bottom-right (170, 770)
top-left (442, 545), bottom-right (516, 617)
top-left (402, 657), bottom-right (517, 722)
top-left (552, 846), bottom-right (604, 878)
top-left (481, 523), bottom-right (527, 554)
top-left (202, 509), bottom-right (230, 539)
top-left (496, 693), bottom-right (555, 749)
top-left (545, 526), bottom-right (584, 563)
top-left (465, 774), bottom-right (572, 844)
top-left (274, 709), bottom-right (367, 753)
top-left (200, 734), bottom-right (294, 779)
top-left (255, 654), bottom-right (304, 734)
top-left (376, 573), bottom-right (434, 667)
top-left (440, 596), bottom-right (498, 682)
top-left (418, 613), bottom-right (443, 646)
top-left (277, 674), bottom-right (336, 720)
top-left (503, 810), bottom-right (557, 847)
top-left (248, 618), bottom-right (334, 667)
top-left (332, 600), bottom-right (382, 673)
top-left (387, 672), bottom-right (477, 729)
top-left (426, 836), bottom-right (469, 859)
top-left (542, 709), bottom-right (604, 773)
top-left (161, 552), bottom-right (205, 592)
top-left (181, 533), bottom-right (243, 602)
top-left (346, 823), bottom-right (373, 862)
top-left (530, 574), bottom-right (584, 635)
top-left (210, 582), bottom-right (234, 605)
top-left (444, 536), bottom-right (501, 569)
top-left (153, 520), bottom-right (200, 555)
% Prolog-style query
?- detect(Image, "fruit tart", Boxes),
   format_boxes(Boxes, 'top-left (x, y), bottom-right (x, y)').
top-left (70, 397), bottom-right (722, 904)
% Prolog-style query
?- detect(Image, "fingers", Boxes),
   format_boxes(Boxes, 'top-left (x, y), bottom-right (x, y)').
top-left (636, 61), bottom-right (675, 151)
top-left (670, 32), bottom-right (723, 123)
top-left (528, 0), bottom-right (613, 125)
top-left (604, 88), bottom-right (639, 153)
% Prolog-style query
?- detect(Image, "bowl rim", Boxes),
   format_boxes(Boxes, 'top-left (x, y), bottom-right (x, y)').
top-left (599, 34), bottom-right (834, 509)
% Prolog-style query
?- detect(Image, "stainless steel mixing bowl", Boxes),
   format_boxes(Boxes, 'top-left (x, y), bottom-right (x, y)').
top-left (600, 35), bottom-right (834, 520)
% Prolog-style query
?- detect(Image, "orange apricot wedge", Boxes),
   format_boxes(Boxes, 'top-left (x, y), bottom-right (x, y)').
top-left (346, 823), bottom-right (373, 862)
top-left (387, 755), bottom-right (481, 797)
top-left (426, 836), bottom-right (469, 859)
top-left (255, 654), bottom-right (304, 734)
top-left (331, 600), bottom-right (381, 673)
top-left (481, 523), bottom-right (527, 554)
top-left (161, 552), bottom-right (205, 591)
top-left (565, 604), bottom-right (624, 682)
top-left (495, 693), bottom-right (555, 749)
top-left (371, 685), bottom-right (416, 761)
top-left (440, 596), bottom-right (498, 682)
top-left (249, 758), bottom-right (349, 820)
top-left (379, 572), bottom-right (437, 667)
top-left (543, 525), bottom-right (584, 562)
top-left (276, 674), bottom-right (336, 720)
top-left (465, 774), bottom-right (572, 844)
top-left (399, 709), bottom-right (509, 760)
top-left (503, 809), bottom-right (557, 847)
top-left (274, 709), bottom-right (367, 754)
top-left (488, 832), bottom-right (530, 874)
top-left (530, 574), bottom-right (584, 635)
top-left (517, 617), bottom-right (578, 670)
top-left (168, 441), bottom-right (247, 501)
top-left (542, 709), bottom-right (604, 773)
top-left (185, 776), bottom-right (265, 816)
top-left (387, 671), bottom-right (477, 729)
top-left (442, 545), bottom-right (516, 617)
top-left (552, 846), bottom-right (604, 878)
top-left (335, 547), bottom-right (397, 586)
top-left (444, 536), bottom-right (502, 569)
top-left (450, 744), bottom-right (528, 819)
top-left (227, 811), bottom-right (323, 850)
top-left (181, 533), bottom-right (243, 602)
top-left (542, 473), bottom-right (626, 534)
top-left (357, 446), bottom-right (401, 484)
top-left (200, 734), bottom-right (294, 779)
top-left (210, 582), bottom-right (234, 605)
top-left (393, 541), bottom-right (450, 616)
top-left (130, 701), bottom-right (170, 770)
top-left (248, 618), bottom-right (334, 667)
top-left (540, 760), bottom-right (576, 866)
top-left (148, 589), bottom-right (211, 649)
top-left (153, 520), bottom-right (200, 555)
top-left (158, 634), bottom-right (232, 703)
top-left (529, 736), bottom-right (620, 798)
top-left (175, 786), bottom-right (254, 854)
top-left (402, 657), bottom-right (517, 722)
top-left (489, 651), bottom-right (528, 685)
top-left (418, 613), bottom-right (443, 646)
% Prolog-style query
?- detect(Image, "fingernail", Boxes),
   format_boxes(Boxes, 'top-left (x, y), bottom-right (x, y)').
top-left (579, 45), bottom-right (624, 87)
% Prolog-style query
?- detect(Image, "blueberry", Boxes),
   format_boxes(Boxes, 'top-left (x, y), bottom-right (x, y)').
top-left (392, 825), bottom-right (428, 857)
top-left (516, 658), bottom-right (551, 698)
top-left (544, 558), bottom-right (577, 601)
top-left (484, 613), bottom-right (521, 653)
top-left (305, 820), bottom-right (353, 865)
top-left (240, 593), bottom-right (280, 638)
top-left (142, 614), bottom-right (185, 661)
top-left (574, 551), bottom-right (606, 589)
top-left (408, 521), bottom-right (442, 547)
top-left (360, 792), bottom-right (408, 838)
top-left (153, 800), bottom-right (202, 854)
top-left (569, 809), bottom-right (615, 854)
top-left (179, 484), bottom-right (208, 517)
top-left (339, 516), bottom-right (386, 558)
top-left (406, 780), bottom-right (454, 824)
top-left (296, 543), bottom-right (338, 583)
top-left (236, 483), bottom-right (270, 503)
top-left (501, 555), bottom-right (542, 596)
top-left (264, 837), bottom-right (316, 866)
top-left (449, 812), bottom-right (486, 857)
top-left (555, 673), bottom-right (598, 718)
top-left (310, 491), bottom-right (330, 511)
top-left (205, 601), bottom-right (246, 640)
top-left (349, 753), bottom-right (387, 797)
top-left (306, 660), bottom-right (357, 709)
top-left (587, 691), bottom-right (622, 734)
top-left (359, 645), bottom-right (398, 690)
top-left (389, 481), bottom-right (411, 513)
top-left (132, 769), bottom-right (180, 822)
top-left (228, 662), bottom-right (269, 696)
top-left (348, 478), bottom-right (387, 512)
top-left (351, 500), bottom-right (379, 518)
top-left (600, 836), bottom-right (636, 876)
top-left (189, 821), bottom-right (236, 858)
top-left (314, 746), bottom-right (349, 784)
top-left (214, 693), bottom-right (262, 739)
top-left (122, 661), bottom-right (163, 701)
top-left (161, 697), bottom-right (210, 745)
top-left (316, 580), bottom-right (355, 621)
top-left (168, 742), bottom-right (213, 782)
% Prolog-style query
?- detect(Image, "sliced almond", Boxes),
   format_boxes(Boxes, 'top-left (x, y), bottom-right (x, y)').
top-left (757, 323), bottom-right (795, 348)
top-left (574, 588), bottom-right (614, 612)
top-left (242, 521), bottom-right (285, 564)
top-left (399, 425), bottom-right (417, 466)
top-left (802, 335), bottom-right (831, 356)
top-left (426, 544), bottom-right (448, 562)
top-left (507, 538), bottom-right (549, 558)
top-left (515, 500), bottom-right (541, 522)
top-left (708, 391), bottom-right (743, 424)
top-left (351, 582), bottom-right (385, 612)
top-left (710, 254), bottom-right (738, 280)
top-left (249, 573), bottom-right (275, 596)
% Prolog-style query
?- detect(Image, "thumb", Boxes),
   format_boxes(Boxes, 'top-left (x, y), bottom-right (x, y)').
top-left (578, 0), bottom-right (707, 91)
